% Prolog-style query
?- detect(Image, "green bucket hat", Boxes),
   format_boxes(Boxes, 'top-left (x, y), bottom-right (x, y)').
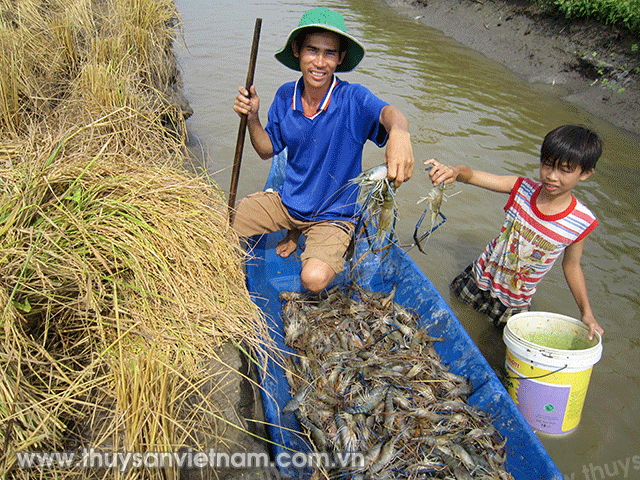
top-left (274, 7), bottom-right (365, 73)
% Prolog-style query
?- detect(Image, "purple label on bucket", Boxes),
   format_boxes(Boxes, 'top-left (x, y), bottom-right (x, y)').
top-left (510, 371), bottom-right (572, 434)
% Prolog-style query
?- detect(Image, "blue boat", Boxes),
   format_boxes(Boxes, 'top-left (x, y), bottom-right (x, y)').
top-left (244, 151), bottom-right (563, 479)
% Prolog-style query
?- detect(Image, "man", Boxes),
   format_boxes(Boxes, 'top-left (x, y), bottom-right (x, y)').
top-left (233, 7), bottom-right (414, 293)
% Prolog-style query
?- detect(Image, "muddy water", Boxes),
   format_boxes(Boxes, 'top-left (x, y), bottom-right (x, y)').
top-left (174, 0), bottom-right (639, 476)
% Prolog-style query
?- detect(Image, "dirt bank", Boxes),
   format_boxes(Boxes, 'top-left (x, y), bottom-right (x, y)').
top-left (388, 0), bottom-right (640, 136)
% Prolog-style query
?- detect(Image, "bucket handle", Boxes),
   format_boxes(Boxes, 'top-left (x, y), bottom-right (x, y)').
top-left (503, 364), bottom-right (568, 380)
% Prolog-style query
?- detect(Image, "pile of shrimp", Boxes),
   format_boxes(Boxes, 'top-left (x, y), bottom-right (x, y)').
top-left (280, 284), bottom-right (514, 480)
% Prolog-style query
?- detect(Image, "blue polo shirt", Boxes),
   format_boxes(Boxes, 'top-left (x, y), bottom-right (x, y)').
top-left (264, 76), bottom-right (389, 222)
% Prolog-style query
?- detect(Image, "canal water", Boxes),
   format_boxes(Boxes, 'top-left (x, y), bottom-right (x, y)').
top-left (173, 0), bottom-right (639, 477)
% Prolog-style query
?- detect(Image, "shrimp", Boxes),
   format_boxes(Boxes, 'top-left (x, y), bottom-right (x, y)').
top-left (335, 411), bottom-right (358, 452)
top-left (376, 181), bottom-right (396, 242)
top-left (413, 182), bottom-right (446, 253)
top-left (368, 438), bottom-right (397, 474)
top-left (295, 410), bottom-right (328, 452)
top-left (413, 164), bottom-right (457, 253)
top-left (345, 384), bottom-right (389, 414)
top-left (283, 382), bottom-right (311, 413)
top-left (351, 164), bottom-right (389, 203)
top-left (421, 181), bottom-right (445, 227)
top-left (369, 427), bottom-right (409, 475)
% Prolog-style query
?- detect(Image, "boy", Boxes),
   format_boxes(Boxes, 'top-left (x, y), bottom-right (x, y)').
top-left (426, 125), bottom-right (604, 340)
top-left (232, 7), bottom-right (414, 294)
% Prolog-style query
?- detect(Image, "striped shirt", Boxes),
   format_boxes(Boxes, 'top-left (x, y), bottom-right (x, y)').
top-left (473, 177), bottom-right (597, 308)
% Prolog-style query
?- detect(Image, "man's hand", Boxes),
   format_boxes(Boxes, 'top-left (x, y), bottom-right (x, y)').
top-left (385, 127), bottom-right (414, 189)
top-left (380, 105), bottom-right (414, 189)
top-left (232, 84), bottom-right (273, 159)
top-left (233, 85), bottom-right (260, 120)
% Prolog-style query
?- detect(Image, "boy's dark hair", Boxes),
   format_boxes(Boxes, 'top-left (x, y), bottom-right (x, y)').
top-left (293, 27), bottom-right (347, 54)
top-left (540, 125), bottom-right (602, 173)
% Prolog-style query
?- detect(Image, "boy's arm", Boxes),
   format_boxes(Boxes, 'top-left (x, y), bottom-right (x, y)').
top-left (562, 238), bottom-right (604, 340)
top-left (379, 105), bottom-right (414, 189)
top-left (424, 159), bottom-right (518, 193)
top-left (233, 85), bottom-right (274, 160)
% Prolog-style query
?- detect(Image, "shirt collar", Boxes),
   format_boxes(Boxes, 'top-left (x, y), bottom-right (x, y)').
top-left (293, 76), bottom-right (339, 119)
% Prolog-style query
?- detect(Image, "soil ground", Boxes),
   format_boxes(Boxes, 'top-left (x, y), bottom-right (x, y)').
top-left (387, 0), bottom-right (640, 136)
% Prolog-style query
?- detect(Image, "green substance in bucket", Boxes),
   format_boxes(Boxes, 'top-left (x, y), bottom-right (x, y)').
top-left (522, 331), bottom-right (593, 350)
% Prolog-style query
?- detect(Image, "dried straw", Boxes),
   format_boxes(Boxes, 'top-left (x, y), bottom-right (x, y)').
top-left (0, 1), bottom-right (274, 478)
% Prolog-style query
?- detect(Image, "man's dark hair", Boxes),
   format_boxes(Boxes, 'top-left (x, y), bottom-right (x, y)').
top-left (540, 125), bottom-right (602, 173)
top-left (293, 27), bottom-right (347, 54)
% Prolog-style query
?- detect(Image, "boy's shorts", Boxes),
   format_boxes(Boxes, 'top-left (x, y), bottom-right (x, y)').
top-left (232, 191), bottom-right (354, 274)
top-left (450, 264), bottom-right (528, 326)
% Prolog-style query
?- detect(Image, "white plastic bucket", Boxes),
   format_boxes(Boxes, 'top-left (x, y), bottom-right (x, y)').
top-left (503, 312), bottom-right (602, 435)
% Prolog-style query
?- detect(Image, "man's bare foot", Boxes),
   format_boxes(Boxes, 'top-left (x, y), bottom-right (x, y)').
top-left (276, 229), bottom-right (301, 258)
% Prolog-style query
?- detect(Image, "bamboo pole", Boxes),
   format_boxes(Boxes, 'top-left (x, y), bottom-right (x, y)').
top-left (228, 18), bottom-right (262, 223)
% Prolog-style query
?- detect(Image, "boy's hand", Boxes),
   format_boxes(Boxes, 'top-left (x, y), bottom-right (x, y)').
top-left (424, 159), bottom-right (458, 186)
top-left (233, 85), bottom-right (260, 120)
top-left (581, 311), bottom-right (604, 341)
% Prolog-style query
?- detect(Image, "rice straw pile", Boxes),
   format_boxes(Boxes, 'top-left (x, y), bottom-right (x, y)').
top-left (0, 1), bottom-right (271, 478)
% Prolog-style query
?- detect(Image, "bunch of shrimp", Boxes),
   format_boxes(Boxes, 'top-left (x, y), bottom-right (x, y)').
top-left (349, 164), bottom-right (398, 253)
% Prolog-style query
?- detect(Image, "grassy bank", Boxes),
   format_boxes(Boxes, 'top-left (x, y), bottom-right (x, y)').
top-left (538, 0), bottom-right (640, 35)
top-left (0, 1), bottom-right (271, 478)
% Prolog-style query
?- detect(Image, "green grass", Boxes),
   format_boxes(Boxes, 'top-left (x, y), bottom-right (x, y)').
top-left (540, 0), bottom-right (640, 35)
